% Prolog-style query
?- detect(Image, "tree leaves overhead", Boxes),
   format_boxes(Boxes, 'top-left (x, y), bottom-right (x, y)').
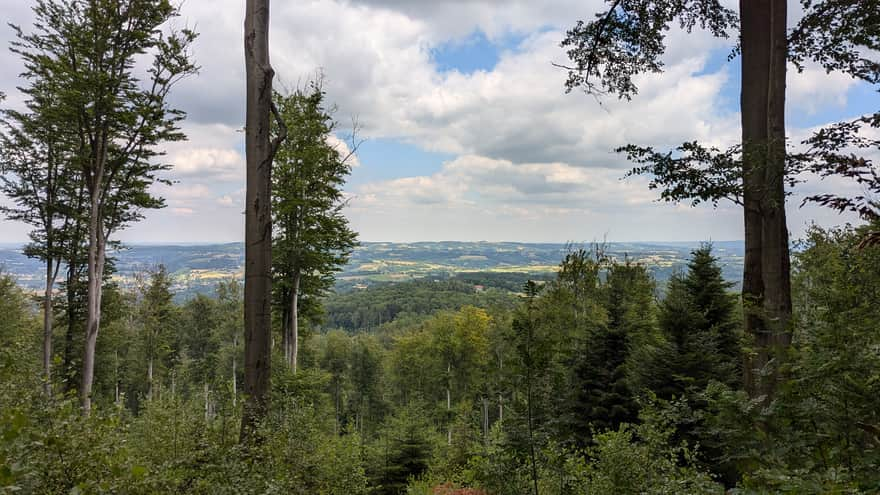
top-left (621, 142), bottom-right (744, 207)
top-left (789, 0), bottom-right (880, 84)
top-left (559, 0), bottom-right (736, 99)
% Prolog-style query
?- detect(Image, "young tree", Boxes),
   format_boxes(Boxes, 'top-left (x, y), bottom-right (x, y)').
top-left (137, 265), bottom-right (177, 402)
top-left (346, 333), bottom-right (384, 436)
top-left (216, 278), bottom-right (243, 406)
top-left (10, 0), bottom-right (198, 413)
top-left (242, 0), bottom-right (287, 440)
top-left (0, 103), bottom-right (79, 396)
top-left (566, 261), bottom-right (653, 447)
top-left (321, 330), bottom-right (352, 436)
top-left (512, 281), bottom-right (543, 495)
top-left (630, 245), bottom-right (740, 400)
top-left (559, 0), bottom-right (880, 397)
top-left (272, 81), bottom-right (358, 373)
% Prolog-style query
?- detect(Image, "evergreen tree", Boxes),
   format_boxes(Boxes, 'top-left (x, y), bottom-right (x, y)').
top-left (138, 265), bottom-right (177, 403)
top-left (631, 245), bottom-right (740, 400)
top-left (567, 261), bottom-right (653, 447)
top-left (684, 245), bottom-right (740, 384)
top-left (559, 0), bottom-right (880, 398)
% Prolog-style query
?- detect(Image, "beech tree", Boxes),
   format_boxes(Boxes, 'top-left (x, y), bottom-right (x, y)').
top-left (272, 81), bottom-right (358, 373)
top-left (0, 100), bottom-right (79, 397)
top-left (7, 0), bottom-right (197, 408)
top-left (560, 0), bottom-right (879, 397)
top-left (242, 0), bottom-right (287, 440)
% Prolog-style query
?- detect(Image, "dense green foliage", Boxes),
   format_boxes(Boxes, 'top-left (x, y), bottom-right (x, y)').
top-left (4, 228), bottom-right (878, 493)
top-left (324, 279), bottom-right (519, 332)
top-left (1, 0), bottom-right (878, 492)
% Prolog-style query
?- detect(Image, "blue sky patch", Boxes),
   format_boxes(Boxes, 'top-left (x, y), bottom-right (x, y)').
top-left (431, 30), bottom-right (527, 74)
top-left (347, 137), bottom-right (454, 187)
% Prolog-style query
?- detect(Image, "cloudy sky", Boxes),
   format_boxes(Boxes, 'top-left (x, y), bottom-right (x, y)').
top-left (1, 0), bottom-right (877, 243)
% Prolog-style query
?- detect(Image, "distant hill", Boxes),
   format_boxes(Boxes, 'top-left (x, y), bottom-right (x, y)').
top-left (0, 240), bottom-right (744, 298)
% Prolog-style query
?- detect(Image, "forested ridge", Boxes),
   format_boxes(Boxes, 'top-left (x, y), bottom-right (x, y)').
top-left (2, 230), bottom-right (880, 493)
top-left (1, 0), bottom-right (880, 493)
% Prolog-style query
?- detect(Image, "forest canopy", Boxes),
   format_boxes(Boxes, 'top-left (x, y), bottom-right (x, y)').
top-left (1, 0), bottom-right (879, 493)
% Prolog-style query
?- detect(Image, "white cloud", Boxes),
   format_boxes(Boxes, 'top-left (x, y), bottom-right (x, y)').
top-left (351, 154), bottom-right (656, 214)
top-left (787, 63), bottom-right (858, 115)
top-left (327, 134), bottom-right (361, 168)
top-left (1, 0), bottom-right (870, 243)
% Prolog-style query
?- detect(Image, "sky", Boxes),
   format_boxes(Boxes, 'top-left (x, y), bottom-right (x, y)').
top-left (0, 0), bottom-right (876, 244)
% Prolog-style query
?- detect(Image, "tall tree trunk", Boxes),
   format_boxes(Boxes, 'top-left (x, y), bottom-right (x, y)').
top-left (334, 378), bottom-right (340, 436)
top-left (43, 256), bottom-right (57, 397)
top-left (63, 262), bottom-right (78, 393)
top-left (147, 357), bottom-right (154, 401)
top-left (498, 355), bottom-right (504, 424)
top-left (739, 0), bottom-right (791, 398)
top-left (446, 362), bottom-right (452, 445)
top-left (114, 350), bottom-right (120, 405)
top-left (289, 271), bottom-right (300, 372)
top-left (761, 0), bottom-right (792, 363)
top-left (81, 184), bottom-right (105, 415)
top-left (232, 333), bottom-right (238, 408)
top-left (482, 397), bottom-right (489, 440)
top-left (241, 0), bottom-right (280, 441)
top-left (205, 382), bottom-right (210, 421)
top-left (281, 290), bottom-right (290, 364)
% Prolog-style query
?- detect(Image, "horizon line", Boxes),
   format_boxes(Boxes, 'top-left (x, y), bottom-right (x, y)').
top-left (0, 239), bottom-right (747, 247)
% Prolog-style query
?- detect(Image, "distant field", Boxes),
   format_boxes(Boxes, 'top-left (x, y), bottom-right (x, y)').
top-left (0, 240), bottom-right (744, 298)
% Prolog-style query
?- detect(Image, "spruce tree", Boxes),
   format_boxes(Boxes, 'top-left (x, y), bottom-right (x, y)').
top-left (684, 245), bottom-right (740, 385)
top-left (567, 260), bottom-right (654, 447)
top-left (631, 245), bottom-right (740, 400)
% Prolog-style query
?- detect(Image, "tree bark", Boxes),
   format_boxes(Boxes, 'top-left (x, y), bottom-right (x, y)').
top-left (233, 333), bottom-right (238, 408)
top-left (147, 357), bottom-right (154, 401)
top-left (63, 262), bottom-right (78, 394)
top-left (241, 0), bottom-right (279, 442)
top-left (446, 362), bottom-right (452, 445)
top-left (81, 180), bottom-right (105, 415)
top-left (289, 271), bottom-right (300, 373)
top-left (280, 289), bottom-right (289, 364)
top-left (114, 350), bottom-right (120, 405)
top-left (43, 256), bottom-right (57, 397)
top-left (739, 0), bottom-right (791, 398)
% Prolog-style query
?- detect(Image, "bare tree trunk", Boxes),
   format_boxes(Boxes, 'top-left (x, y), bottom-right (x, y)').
top-left (482, 397), bottom-right (489, 440)
top-left (446, 362), bottom-right (452, 445)
top-left (281, 291), bottom-right (289, 364)
top-left (63, 263), bottom-right (77, 394)
top-left (761, 0), bottom-right (792, 374)
top-left (498, 355), bottom-right (503, 424)
top-left (739, 0), bottom-right (791, 399)
top-left (81, 182), bottom-right (105, 415)
top-left (43, 256), bottom-right (58, 397)
top-left (241, 0), bottom-right (285, 441)
top-left (205, 382), bottom-right (210, 421)
top-left (147, 357), bottom-right (154, 401)
top-left (289, 271), bottom-right (300, 373)
top-left (232, 334), bottom-right (238, 408)
top-left (334, 378), bottom-right (340, 436)
top-left (114, 350), bottom-right (120, 405)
